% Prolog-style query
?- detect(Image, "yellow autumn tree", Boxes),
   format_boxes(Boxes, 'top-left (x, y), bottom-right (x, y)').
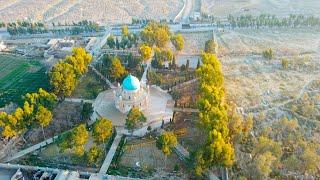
top-left (65, 47), bottom-right (92, 76)
top-left (139, 44), bottom-right (152, 61)
top-left (50, 61), bottom-right (77, 98)
top-left (194, 52), bottom-right (235, 176)
top-left (108, 57), bottom-right (126, 81)
top-left (35, 106), bottom-right (53, 139)
top-left (156, 131), bottom-right (178, 169)
top-left (92, 118), bottom-right (113, 155)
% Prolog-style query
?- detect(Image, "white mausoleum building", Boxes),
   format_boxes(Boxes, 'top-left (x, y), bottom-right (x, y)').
top-left (92, 70), bottom-right (174, 136)
top-left (114, 74), bottom-right (149, 113)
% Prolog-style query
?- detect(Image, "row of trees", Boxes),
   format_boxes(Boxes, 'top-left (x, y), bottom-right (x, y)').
top-left (152, 48), bottom-right (174, 69)
top-left (194, 53), bottom-right (235, 176)
top-left (131, 18), bottom-right (151, 25)
top-left (100, 55), bottom-right (127, 82)
top-left (140, 21), bottom-right (184, 50)
top-left (106, 29), bottom-right (139, 50)
top-left (0, 88), bottom-right (57, 139)
top-left (227, 14), bottom-right (320, 29)
top-left (139, 22), bottom-right (184, 69)
top-left (6, 20), bottom-right (100, 35)
top-left (58, 117), bottom-right (113, 165)
top-left (49, 47), bottom-right (92, 98)
top-left (106, 22), bottom-right (185, 71)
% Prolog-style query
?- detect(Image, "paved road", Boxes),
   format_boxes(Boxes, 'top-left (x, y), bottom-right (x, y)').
top-left (140, 59), bottom-right (151, 85)
top-left (88, 27), bottom-right (111, 58)
top-left (181, 0), bottom-right (194, 23)
top-left (99, 133), bottom-right (123, 174)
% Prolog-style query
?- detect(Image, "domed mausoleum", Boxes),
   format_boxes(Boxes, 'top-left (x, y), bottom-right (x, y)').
top-left (114, 74), bottom-right (149, 113)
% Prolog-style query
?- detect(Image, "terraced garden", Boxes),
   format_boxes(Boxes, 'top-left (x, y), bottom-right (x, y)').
top-left (0, 54), bottom-right (50, 107)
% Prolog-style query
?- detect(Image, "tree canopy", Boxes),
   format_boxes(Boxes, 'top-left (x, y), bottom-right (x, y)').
top-left (35, 105), bottom-right (53, 138)
top-left (194, 52), bottom-right (234, 176)
top-left (58, 124), bottom-right (89, 156)
top-left (121, 26), bottom-right (129, 37)
top-left (156, 131), bottom-right (178, 156)
top-left (171, 33), bottom-right (184, 51)
top-left (108, 56), bottom-right (127, 81)
top-left (50, 47), bottom-right (92, 98)
top-left (204, 39), bottom-right (218, 54)
top-left (107, 35), bottom-right (116, 49)
top-left (139, 44), bottom-right (152, 61)
top-left (125, 107), bottom-right (146, 131)
top-left (0, 88), bottom-right (57, 139)
top-left (50, 61), bottom-right (77, 98)
top-left (65, 47), bottom-right (92, 76)
top-left (92, 118), bottom-right (113, 144)
top-left (140, 21), bottom-right (171, 48)
top-left (156, 131), bottom-right (178, 169)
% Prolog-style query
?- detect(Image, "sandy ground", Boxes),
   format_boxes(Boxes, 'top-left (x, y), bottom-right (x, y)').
top-left (216, 28), bottom-right (320, 125)
top-left (0, 0), bottom-right (184, 24)
top-left (202, 0), bottom-right (320, 17)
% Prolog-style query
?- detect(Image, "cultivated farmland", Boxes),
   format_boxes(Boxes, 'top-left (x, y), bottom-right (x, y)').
top-left (0, 54), bottom-right (50, 107)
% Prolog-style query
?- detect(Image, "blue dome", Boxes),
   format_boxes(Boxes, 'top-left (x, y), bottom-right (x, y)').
top-left (122, 74), bottom-right (140, 91)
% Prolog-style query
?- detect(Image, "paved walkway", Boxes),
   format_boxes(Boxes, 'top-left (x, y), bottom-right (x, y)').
top-left (89, 27), bottom-right (111, 59)
top-left (209, 171), bottom-right (220, 180)
top-left (4, 135), bottom-right (59, 162)
top-left (99, 133), bottom-right (123, 174)
top-left (140, 60), bottom-right (151, 85)
top-left (174, 0), bottom-right (194, 23)
top-left (90, 65), bottom-right (115, 89)
top-left (173, 107), bottom-right (199, 113)
top-left (65, 98), bottom-right (94, 103)
top-left (158, 129), bottom-right (190, 161)
top-left (174, 144), bottom-right (190, 160)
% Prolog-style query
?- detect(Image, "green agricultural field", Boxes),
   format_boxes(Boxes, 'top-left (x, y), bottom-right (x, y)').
top-left (0, 54), bottom-right (50, 107)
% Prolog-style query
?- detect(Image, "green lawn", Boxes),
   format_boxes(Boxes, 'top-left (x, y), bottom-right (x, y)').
top-left (0, 54), bottom-right (50, 107)
top-left (72, 70), bottom-right (109, 99)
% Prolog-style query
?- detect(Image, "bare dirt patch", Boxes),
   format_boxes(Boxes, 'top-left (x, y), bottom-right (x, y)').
top-left (167, 112), bottom-right (203, 152)
top-left (218, 28), bottom-right (320, 140)
top-left (202, 0), bottom-right (320, 17)
top-left (119, 137), bottom-right (181, 170)
top-left (0, 0), bottom-right (184, 24)
top-left (24, 101), bottom-right (85, 146)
